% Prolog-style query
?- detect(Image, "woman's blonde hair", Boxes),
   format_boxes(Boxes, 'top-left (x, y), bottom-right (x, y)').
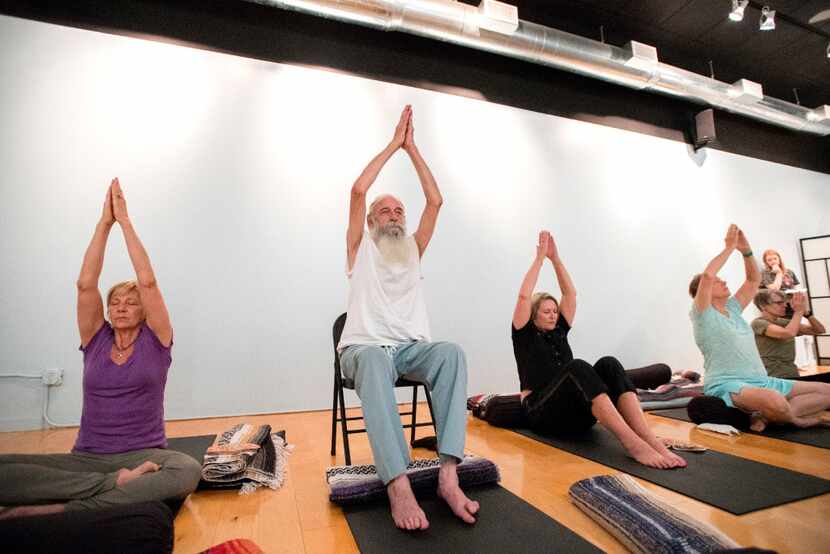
top-left (761, 249), bottom-right (787, 274)
top-left (105, 280), bottom-right (140, 312)
top-left (530, 292), bottom-right (559, 323)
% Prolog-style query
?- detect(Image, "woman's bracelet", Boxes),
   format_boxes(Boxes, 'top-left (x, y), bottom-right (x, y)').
top-left (741, 250), bottom-right (753, 258)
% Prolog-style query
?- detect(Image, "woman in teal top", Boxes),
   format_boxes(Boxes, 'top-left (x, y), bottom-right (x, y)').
top-left (689, 224), bottom-right (830, 432)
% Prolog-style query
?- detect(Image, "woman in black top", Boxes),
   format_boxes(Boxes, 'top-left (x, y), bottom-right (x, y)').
top-left (512, 231), bottom-right (685, 469)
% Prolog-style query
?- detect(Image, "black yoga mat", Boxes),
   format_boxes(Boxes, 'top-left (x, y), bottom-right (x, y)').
top-left (343, 484), bottom-right (602, 554)
top-left (164, 434), bottom-right (216, 515)
top-left (167, 434), bottom-right (215, 466)
top-left (652, 408), bottom-right (830, 450)
top-left (512, 426), bottom-right (830, 515)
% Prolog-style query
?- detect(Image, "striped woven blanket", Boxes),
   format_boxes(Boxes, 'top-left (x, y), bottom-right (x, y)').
top-left (201, 424), bottom-right (288, 493)
top-left (570, 474), bottom-right (740, 553)
top-left (327, 456), bottom-right (500, 505)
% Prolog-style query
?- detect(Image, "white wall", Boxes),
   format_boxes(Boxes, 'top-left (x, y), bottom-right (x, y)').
top-left (1, 15), bottom-right (829, 431)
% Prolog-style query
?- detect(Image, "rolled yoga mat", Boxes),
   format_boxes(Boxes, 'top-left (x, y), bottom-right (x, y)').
top-left (343, 484), bottom-right (602, 554)
top-left (511, 426), bottom-right (830, 515)
top-left (652, 408), bottom-right (830, 450)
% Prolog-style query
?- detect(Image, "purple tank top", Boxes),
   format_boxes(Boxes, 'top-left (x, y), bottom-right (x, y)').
top-left (73, 322), bottom-right (171, 454)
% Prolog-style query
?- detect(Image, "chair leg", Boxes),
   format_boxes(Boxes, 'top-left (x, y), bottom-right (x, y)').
top-left (424, 387), bottom-right (437, 434)
top-left (331, 375), bottom-right (339, 457)
top-left (410, 386), bottom-right (419, 445)
top-left (338, 382), bottom-right (352, 466)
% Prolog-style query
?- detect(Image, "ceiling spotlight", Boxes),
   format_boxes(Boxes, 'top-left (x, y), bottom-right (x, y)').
top-left (729, 0), bottom-right (748, 22)
top-left (759, 6), bottom-right (775, 31)
top-left (826, 41), bottom-right (830, 58)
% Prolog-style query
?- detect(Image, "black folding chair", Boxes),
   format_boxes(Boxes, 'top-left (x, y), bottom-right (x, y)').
top-left (330, 312), bottom-right (436, 465)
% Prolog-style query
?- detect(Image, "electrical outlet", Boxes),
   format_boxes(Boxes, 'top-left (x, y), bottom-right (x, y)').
top-left (42, 368), bottom-right (63, 386)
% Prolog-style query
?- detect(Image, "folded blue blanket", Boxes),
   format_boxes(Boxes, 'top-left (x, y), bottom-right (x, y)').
top-left (570, 474), bottom-right (740, 553)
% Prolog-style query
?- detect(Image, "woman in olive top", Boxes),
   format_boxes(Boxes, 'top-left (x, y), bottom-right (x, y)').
top-left (752, 290), bottom-right (825, 378)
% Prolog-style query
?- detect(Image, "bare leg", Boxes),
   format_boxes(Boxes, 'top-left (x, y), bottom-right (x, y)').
top-left (733, 387), bottom-right (828, 430)
top-left (387, 474), bottom-right (428, 531)
top-left (787, 381), bottom-right (830, 418)
top-left (437, 456), bottom-right (479, 524)
top-left (0, 503), bottom-right (65, 520)
top-left (616, 392), bottom-right (686, 468)
top-left (591, 393), bottom-right (671, 469)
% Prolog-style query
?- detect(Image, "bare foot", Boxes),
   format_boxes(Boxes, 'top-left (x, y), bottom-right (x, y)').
top-left (387, 474), bottom-right (428, 531)
top-left (116, 461), bottom-right (160, 487)
top-left (658, 448), bottom-right (687, 468)
top-left (623, 438), bottom-right (671, 469)
top-left (650, 440), bottom-right (687, 468)
top-left (437, 463), bottom-right (479, 524)
top-left (0, 504), bottom-right (65, 520)
top-left (750, 413), bottom-right (767, 433)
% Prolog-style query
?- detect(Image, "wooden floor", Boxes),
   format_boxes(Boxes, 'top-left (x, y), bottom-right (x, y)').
top-left (2, 384), bottom-right (830, 553)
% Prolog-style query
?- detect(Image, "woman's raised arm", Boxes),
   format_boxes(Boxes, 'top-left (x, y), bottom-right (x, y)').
top-left (111, 178), bottom-right (172, 347)
top-left (77, 183), bottom-right (115, 347)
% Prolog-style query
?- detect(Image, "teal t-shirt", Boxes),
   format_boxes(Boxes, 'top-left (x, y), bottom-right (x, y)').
top-left (690, 297), bottom-right (767, 388)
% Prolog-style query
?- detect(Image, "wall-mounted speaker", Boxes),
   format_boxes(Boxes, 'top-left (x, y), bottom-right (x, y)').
top-left (693, 108), bottom-right (716, 150)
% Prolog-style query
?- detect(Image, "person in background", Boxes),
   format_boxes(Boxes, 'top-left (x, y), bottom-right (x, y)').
top-left (0, 179), bottom-right (201, 520)
top-left (689, 224), bottom-right (830, 432)
top-left (760, 249), bottom-right (800, 292)
top-left (337, 106), bottom-right (477, 531)
top-left (752, 290), bottom-right (825, 379)
top-left (511, 230), bottom-right (685, 469)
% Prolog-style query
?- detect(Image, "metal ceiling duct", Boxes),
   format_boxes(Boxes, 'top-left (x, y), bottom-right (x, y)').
top-left (250, 0), bottom-right (830, 136)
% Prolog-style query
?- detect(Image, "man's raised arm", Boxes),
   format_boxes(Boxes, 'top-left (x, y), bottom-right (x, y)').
top-left (404, 110), bottom-right (443, 258)
top-left (347, 106), bottom-right (410, 270)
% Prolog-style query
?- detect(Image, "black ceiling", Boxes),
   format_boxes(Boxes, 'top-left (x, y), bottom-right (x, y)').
top-left (477, 0), bottom-right (830, 108)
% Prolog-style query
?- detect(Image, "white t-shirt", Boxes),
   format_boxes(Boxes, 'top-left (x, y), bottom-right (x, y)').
top-left (338, 234), bottom-right (431, 351)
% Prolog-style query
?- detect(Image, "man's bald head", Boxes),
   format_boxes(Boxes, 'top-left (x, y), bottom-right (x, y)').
top-left (368, 194), bottom-right (406, 235)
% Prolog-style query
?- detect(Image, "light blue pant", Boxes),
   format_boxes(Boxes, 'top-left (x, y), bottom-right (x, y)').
top-left (339, 341), bottom-right (468, 484)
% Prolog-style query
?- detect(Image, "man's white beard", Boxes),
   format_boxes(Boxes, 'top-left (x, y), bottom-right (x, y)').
top-left (372, 223), bottom-right (409, 264)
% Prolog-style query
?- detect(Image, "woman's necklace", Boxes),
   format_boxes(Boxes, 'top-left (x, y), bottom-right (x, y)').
top-left (113, 334), bottom-right (139, 358)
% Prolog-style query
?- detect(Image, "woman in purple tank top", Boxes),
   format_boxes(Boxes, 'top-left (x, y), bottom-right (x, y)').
top-left (0, 179), bottom-right (201, 520)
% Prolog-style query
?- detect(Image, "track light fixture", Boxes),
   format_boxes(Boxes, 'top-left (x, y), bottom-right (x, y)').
top-left (759, 6), bottom-right (775, 31)
top-left (728, 0), bottom-right (748, 22)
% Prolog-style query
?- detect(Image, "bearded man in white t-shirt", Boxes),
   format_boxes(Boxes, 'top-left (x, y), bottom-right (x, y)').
top-left (337, 105), bottom-right (478, 531)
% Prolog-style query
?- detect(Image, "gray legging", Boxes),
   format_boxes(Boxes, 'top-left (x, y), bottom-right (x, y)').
top-left (0, 448), bottom-right (201, 511)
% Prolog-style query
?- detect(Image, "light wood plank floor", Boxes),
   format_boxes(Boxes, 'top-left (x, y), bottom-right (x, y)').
top-left (2, 393), bottom-right (829, 552)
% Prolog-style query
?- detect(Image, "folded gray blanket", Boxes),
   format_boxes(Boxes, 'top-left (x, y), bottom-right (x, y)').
top-left (637, 372), bottom-right (703, 403)
top-left (201, 423), bottom-right (288, 493)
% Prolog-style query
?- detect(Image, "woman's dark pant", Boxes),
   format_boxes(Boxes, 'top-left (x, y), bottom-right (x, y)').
top-left (477, 394), bottom-right (525, 428)
top-left (522, 356), bottom-right (636, 435)
top-left (626, 363), bottom-right (671, 390)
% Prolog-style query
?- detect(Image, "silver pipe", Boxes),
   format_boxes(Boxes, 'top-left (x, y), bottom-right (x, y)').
top-left (252, 0), bottom-right (830, 135)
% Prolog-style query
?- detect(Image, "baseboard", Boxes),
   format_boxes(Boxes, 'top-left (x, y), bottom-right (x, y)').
top-left (0, 417), bottom-right (48, 432)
